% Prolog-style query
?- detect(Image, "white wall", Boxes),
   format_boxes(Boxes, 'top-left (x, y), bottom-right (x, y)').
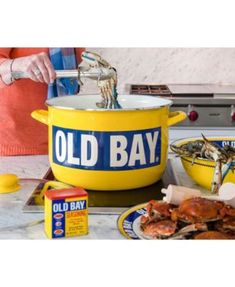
top-left (80, 48), bottom-right (235, 95)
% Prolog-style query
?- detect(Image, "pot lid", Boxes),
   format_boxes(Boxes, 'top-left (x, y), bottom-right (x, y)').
top-left (46, 95), bottom-right (172, 111)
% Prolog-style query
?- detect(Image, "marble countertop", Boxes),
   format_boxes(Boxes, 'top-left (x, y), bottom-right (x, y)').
top-left (0, 154), bottom-right (197, 239)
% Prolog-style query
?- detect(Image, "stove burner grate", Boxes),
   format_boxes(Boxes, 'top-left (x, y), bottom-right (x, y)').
top-left (130, 84), bottom-right (172, 96)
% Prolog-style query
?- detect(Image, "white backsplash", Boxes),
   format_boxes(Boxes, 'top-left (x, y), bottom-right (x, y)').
top-left (79, 48), bottom-right (235, 95)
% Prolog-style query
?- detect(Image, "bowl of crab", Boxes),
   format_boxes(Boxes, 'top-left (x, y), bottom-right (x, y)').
top-left (139, 198), bottom-right (235, 239)
top-left (170, 135), bottom-right (235, 193)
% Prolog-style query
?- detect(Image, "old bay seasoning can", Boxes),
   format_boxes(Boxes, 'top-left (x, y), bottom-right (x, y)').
top-left (44, 187), bottom-right (88, 239)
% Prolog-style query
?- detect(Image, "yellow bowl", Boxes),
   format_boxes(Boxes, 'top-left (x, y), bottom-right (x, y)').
top-left (171, 136), bottom-right (235, 191)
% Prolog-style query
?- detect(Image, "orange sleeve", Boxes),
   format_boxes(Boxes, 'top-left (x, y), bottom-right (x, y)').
top-left (0, 48), bottom-right (12, 64)
top-left (75, 48), bottom-right (85, 64)
top-left (0, 48), bottom-right (13, 87)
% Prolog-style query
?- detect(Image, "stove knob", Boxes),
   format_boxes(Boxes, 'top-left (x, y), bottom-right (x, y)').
top-left (231, 112), bottom-right (235, 122)
top-left (188, 110), bottom-right (199, 121)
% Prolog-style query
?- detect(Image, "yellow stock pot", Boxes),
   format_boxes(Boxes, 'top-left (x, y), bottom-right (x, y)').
top-left (32, 95), bottom-right (186, 190)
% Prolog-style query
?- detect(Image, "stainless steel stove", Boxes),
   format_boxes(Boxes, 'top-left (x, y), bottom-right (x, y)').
top-left (129, 84), bottom-right (235, 128)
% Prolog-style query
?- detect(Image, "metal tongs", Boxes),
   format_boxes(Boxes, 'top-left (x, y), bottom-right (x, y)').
top-left (12, 66), bottom-right (116, 85)
top-left (58, 66), bottom-right (117, 85)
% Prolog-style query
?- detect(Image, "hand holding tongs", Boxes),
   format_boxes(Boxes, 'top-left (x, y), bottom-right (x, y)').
top-left (12, 51), bottom-right (121, 109)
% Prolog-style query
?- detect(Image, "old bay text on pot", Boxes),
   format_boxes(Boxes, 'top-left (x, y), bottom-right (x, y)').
top-left (52, 126), bottom-right (162, 170)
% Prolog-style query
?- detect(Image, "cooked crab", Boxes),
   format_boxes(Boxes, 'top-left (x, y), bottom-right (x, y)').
top-left (194, 231), bottom-right (229, 240)
top-left (146, 200), bottom-right (172, 217)
top-left (222, 217), bottom-right (235, 231)
top-left (215, 217), bottom-right (235, 238)
top-left (140, 197), bottom-right (235, 239)
top-left (142, 220), bottom-right (177, 239)
top-left (171, 197), bottom-right (225, 223)
top-left (140, 200), bottom-right (173, 227)
top-left (221, 205), bottom-right (235, 217)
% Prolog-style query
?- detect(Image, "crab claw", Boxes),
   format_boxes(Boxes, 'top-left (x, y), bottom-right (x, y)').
top-left (201, 133), bottom-right (208, 143)
top-left (81, 51), bottom-right (111, 68)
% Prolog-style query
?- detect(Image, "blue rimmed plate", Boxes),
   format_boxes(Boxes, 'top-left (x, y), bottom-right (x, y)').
top-left (117, 203), bottom-right (149, 239)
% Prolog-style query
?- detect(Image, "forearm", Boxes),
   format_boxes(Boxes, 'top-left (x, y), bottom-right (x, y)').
top-left (0, 52), bottom-right (56, 87)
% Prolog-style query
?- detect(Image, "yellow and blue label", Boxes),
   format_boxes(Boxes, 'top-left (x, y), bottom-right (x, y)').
top-left (45, 192), bottom-right (88, 239)
top-left (52, 125), bottom-right (161, 171)
top-left (212, 140), bottom-right (235, 148)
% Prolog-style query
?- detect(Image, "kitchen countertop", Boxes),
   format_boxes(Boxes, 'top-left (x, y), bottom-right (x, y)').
top-left (0, 154), bottom-right (198, 239)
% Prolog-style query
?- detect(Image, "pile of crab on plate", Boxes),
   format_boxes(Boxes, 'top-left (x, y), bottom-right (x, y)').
top-left (140, 197), bottom-right (235, 239)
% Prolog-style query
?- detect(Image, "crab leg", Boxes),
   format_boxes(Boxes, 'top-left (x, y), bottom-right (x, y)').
top-left (104, 86), bottom-right (110, 107)
top-left (191, 152), bottom-right (201, 165)
top-left (170, 144), bottom-right (193, 157)
top-left (202, 134), bottom-right (228, 162)
top-left (221, 162), bottom-right (232, 181)
top-left (107, 81), bottom-right (114, 109)
top-left (211, 160), bottom-right (222, 194)
top-left (200, 134), bottom-right (229, 194)
top-left (221, 156), bottom-right (235, 181)
top-left (96, 82), bottom-right (109, 108)
top-left (169, 223), bottom-right (208, 239)
top-left (97, 76), bottom-right (120, 109)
